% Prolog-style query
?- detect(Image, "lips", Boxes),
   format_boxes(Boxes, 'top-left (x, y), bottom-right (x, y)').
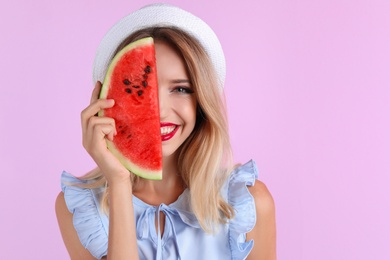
top-left (160, 122), bottom-right (179, 141)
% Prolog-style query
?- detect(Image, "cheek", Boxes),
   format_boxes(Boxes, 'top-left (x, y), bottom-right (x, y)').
top-left (185, 100), bottom-right (197, 124)
top-left (174, 97), bottom-right (197, 122)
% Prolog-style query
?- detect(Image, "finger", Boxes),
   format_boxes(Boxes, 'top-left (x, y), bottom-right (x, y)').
top-left (87, 116), bottom-right (117, 136)
top-left (106, 129), bottom-right (115, 141)
top-left (82, 99), bottom-right (115, 120)
top-left (83, 118), bottom-right (116, 151)
top-left (82, 109), bottom-right (116, 142)
top-left (81, 99), bottom-right (115, 135)
top-left (84, 124), bottom-right (116, 157)
top-left (90, 81), bottom-right (102, 104)
top-left (92, 124), bottom-right (115, 143)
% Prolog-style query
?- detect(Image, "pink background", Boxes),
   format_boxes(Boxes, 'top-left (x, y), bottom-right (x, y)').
top-left (1, 0), bottom-right (389, 259)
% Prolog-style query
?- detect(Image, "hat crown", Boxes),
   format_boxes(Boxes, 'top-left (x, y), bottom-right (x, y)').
top-left (92, 3), bottom-right (226, 91)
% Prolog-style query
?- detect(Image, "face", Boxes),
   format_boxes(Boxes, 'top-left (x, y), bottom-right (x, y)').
top-left (155, 41), bottom-right (197, 158)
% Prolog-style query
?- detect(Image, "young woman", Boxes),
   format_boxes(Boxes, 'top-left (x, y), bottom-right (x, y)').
top-left (56, 4), bottom-right (276, 260)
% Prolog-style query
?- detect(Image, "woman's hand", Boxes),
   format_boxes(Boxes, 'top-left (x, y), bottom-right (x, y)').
top-left (81, 82), bottom-right (130, 184)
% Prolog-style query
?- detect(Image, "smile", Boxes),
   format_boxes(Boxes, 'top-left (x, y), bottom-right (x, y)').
top-left (160, 123), bottom-right (179, 141)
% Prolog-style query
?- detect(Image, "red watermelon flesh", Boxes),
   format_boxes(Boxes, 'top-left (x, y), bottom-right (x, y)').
top-left (99, 37), bottom-right (162, 180)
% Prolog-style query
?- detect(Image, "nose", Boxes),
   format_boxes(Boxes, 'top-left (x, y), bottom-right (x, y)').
top-left (158, 87), bottom-right (168, 120)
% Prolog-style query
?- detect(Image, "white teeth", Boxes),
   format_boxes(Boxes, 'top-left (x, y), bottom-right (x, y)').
top-left (160, 126), bottom-right (176, 135)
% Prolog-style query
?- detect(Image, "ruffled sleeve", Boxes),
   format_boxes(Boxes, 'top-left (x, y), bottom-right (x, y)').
top-left (228, 160), bottom-right (258, 260)
top-left (61, 171), bottom-right (108, 259)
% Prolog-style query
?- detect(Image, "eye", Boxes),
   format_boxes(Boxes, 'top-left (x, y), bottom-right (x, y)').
top-left (173, 86), bottom-right (194, 94)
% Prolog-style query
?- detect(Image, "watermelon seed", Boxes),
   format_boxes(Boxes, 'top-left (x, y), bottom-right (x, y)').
top-left (144, 65), bottom-right (151, 74)
top-left (143, 75), bottom-right (148, 79)
top-left (137, 90), bottom-right (143, 96)
top-left (127, 134), bottom-right (132, 139)
top-left (120, 130), bottom-right (125, 134)
top-left (132, 85), bottom-right (140, 89)
top-left (142, 81), bottom-right (147, 87)
top-left (123, 79), bottom-right (131, 85)
top-left (125, 88), bottom-right (132, 93)
top-left (118, 125), bottom-right (123, 129)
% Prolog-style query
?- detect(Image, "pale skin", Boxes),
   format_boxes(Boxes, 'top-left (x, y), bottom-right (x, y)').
top-left (55, 41), bottom-right (276, 259)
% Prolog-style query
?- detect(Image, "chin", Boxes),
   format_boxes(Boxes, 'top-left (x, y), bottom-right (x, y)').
top-left (161, 147), bottom-right (179, 159)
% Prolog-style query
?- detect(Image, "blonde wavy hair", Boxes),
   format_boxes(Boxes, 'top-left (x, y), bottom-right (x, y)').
top-left (81, 27), bottom-right (235, 233)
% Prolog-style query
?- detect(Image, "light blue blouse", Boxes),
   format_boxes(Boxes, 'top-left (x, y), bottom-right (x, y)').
top-left (61, 160), bottom-right (258, 260)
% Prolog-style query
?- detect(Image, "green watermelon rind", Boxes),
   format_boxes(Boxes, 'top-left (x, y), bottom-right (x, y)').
top-left (106, 140), bottom-right (162, 180)
top-left (98, 37), bottom-right (162, 180)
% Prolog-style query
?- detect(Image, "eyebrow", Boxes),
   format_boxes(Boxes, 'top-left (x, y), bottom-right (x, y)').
top-left (171, 79), bottom-right (191, 84)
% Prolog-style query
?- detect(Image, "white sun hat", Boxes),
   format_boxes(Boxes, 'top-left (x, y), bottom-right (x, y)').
top-left (92, 3), bottom-right (226, 90)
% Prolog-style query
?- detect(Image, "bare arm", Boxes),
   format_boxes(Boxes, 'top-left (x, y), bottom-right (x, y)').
top-left (106, 180), bottom-right (138, 259)
top-left (246, 180), bottom-right (277, 260)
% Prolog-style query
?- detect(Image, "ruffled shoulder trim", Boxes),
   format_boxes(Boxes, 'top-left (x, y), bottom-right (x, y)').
top-left (61, 171), bottom-right (108, 259)
top-left (228, 160), bottom-right (258, 260)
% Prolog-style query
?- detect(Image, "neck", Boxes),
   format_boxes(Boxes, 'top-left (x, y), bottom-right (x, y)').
top-left (133, 153), bottom-right (186, 205)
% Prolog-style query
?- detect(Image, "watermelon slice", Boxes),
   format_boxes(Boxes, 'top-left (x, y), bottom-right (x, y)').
top-left (99, 37), bottom-right (162, 180)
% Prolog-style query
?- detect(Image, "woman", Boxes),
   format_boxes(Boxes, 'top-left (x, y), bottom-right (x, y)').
top-left (56, 3), bottom-right (276, 260)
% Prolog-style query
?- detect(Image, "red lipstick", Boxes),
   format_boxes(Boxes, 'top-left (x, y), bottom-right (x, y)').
top-left (160, 122), bottom-right (179, 141)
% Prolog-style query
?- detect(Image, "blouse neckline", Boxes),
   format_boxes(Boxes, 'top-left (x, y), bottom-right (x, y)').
top-left (131, 188), bottom-right (190, 209)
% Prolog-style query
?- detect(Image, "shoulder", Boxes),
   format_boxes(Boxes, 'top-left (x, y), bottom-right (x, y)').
top-left (57, 171), bottom-right (108, 259)
top-left (228, 161), bottom-right (274, 216)
top-left (55, 192), bottom-right (96, 260)
top-left (55, 191), bottom-right (69, 223)
top-left (226, 160), bottom-right (276, 259)
top-left (247, 180), bottom-right (275, 215)
top-left (246, 180), bottom-right (277, 260)
top-left (55, 192), bottom-right (74, 236)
